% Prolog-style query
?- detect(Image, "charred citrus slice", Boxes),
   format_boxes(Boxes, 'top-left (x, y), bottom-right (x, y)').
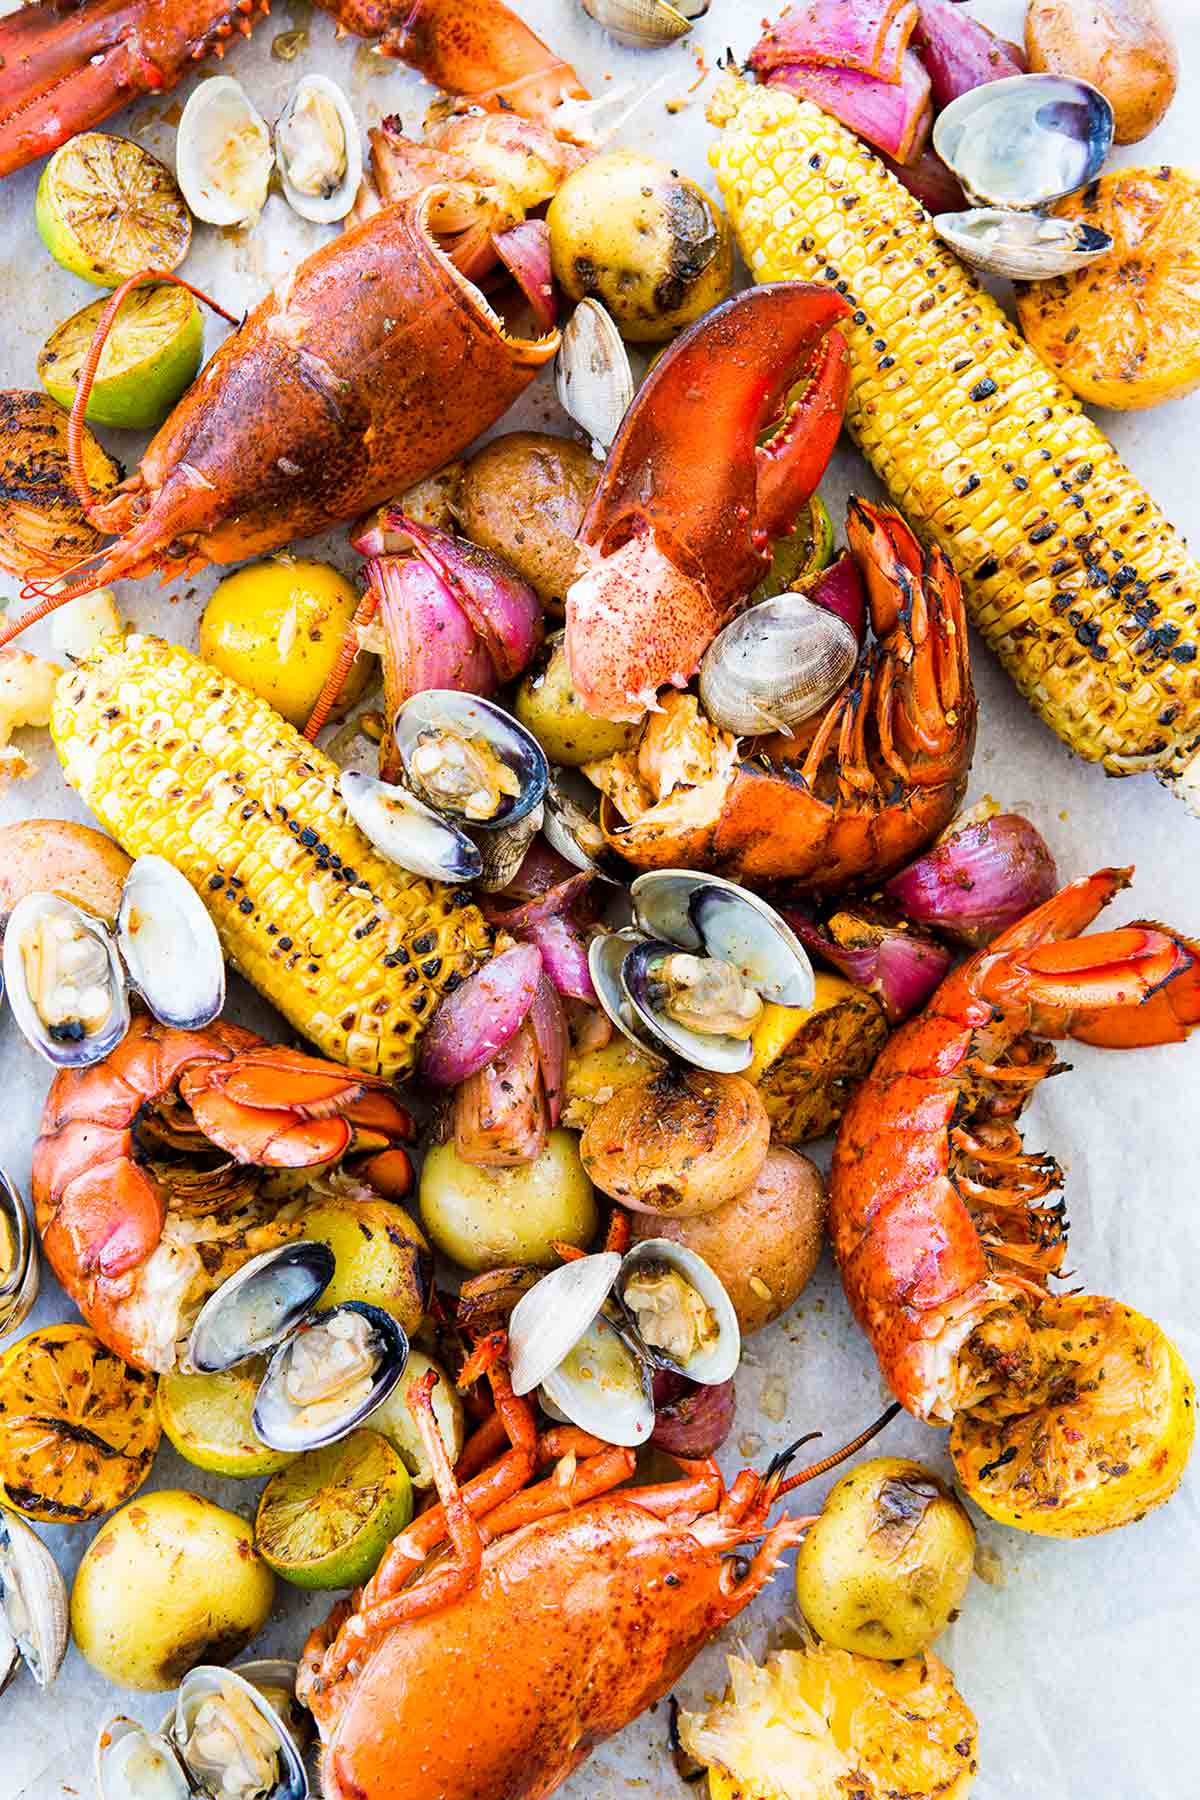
top-left (950, 1295), bottom-right (1195, 1538)
top-left (255, 1428), bottom-right (413, 1589)
top-left (746, 974), bottom-right (888, 1147)
top-left (0, 1323), bottom-right (160, 1522)
top-left (157, 1360), bottom-right (294, 1479)
top-left (1016, 167), bottom-right (1200, 411)
top-left (37, 133), bottom-right (191, 287)
top-left (38, 284), bottom-right (203, 430)
top-left (682, 1643), bottom-right (977, 1800)
top-left (0, 391), bottom-right (120, 581)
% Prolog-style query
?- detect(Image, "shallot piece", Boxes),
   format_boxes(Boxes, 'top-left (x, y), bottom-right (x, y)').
top-left (787, 906), bottom-right (951, 1023)
top-left (749, 0), bottom-right (918, 83)
top-left (807, 552), bottom-right (867, 642)
top-left (493, 221), bottom-right (558, 331)
top-left (650, 1370), bottom-right (736, 1457)
top-left (528, 972), bottom-right (568, 1126)
top-left (399, 517), bottom-right (542, 684)
top-left (763, 49), bottom-right (933, 163)
top-left (914, 0), bottom-right (1026, 111)
top-left (883, 806), bottom-right (1058, 947)
top-left (366, 555), bottom-right (497, 720)
top-left (484, 872), bottom-right (598, 1003)
top-left (419, 942), bottom-right (543, 1086)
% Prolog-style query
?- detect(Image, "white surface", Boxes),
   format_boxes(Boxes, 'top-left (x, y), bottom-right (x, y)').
top-left (1, 3), bottom-right (1199, 1797)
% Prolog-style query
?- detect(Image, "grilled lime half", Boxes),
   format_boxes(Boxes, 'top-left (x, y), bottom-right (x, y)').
top-left (255, 1429), bottom-right (413, 1590)
top-left (37, 133), bottom-right (191, 286)
top-left (39, 284), bottom-right (203, 429)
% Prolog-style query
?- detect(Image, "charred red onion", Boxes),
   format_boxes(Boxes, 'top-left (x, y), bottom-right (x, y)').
top-left (493, 220), bottom-right (558, 331)
top-left (650, 1371), bottom-right (736, 1458)
top-left (419, 942), bottom-right (543, 1087)
top-left (750, 0), bottom-right (918, 83)
top-left (762, 49), bottom-right (933, 163)
top-left (807, 551), bottom-right (867, 642)
top-left (528, 972), bottom-right (567, 1127)
top-left (452, 1018), bottom-right (550, 1166)
top-left (880, 145), bottom-right (966, 213)
top-left (913, 0), bottom-right (1025, 110)
top-left (883, 806), bottom-right (1058, 946)
top-left (484, 872), bottom-right (597, 1003)
top-left (786, 906), bottom-right (950, 1023)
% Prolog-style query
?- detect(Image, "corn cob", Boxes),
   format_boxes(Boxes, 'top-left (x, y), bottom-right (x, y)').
top-left (51, 634), bottom-right (493, 1079)
top-left (709, 79), bottom-right (1200, 798)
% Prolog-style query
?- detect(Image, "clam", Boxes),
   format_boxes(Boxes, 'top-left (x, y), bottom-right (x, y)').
top-left (339, 770), bottom-right (483, 884)
top-left (394, 692), bottom-right (548, 832)
top-left (187, 1241), bottom-right (408, 1453)
top-left (276, 74), bottom-right (361, 224)
top-left (543, 770), bottom-right (623, 881)
top-left (0, 1508), bottom-right (69, 1696)
top-left (579, 0), bottom-right (708, 49)
top-left (508, 1242), bottom-right (738, 1447)
top-left (176, 76), bottom-right (273, 227)
top-left (94, 1718), bottom-right (192, 1800)
top-left (589, 871), bottom-right (814, 1073)
top-left (698, 593), bottom-right (859, 737)
top-left (0, 1172), bottom-right (39, 1340)
top-left (2, 856), bottom-right (225, 1068)
top-left (474, 801), bottom-right (544, 894)
top-left (933, 74), bottom-right (1113, 212)
top-left (96, 1662), bottom-right (308, 1800)
top-left (555, 299), bottom-right (634, 454)
top-left (933, 208), bottom-right (1113, 280)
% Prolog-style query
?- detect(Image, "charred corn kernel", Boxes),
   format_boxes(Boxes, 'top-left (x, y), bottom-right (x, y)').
top-left (52, 634), bottom-right (493, 1079)
top-left (746, 974), bottom-right (887, 1146)
top-left (709, 79), bottom-right (1200, 798)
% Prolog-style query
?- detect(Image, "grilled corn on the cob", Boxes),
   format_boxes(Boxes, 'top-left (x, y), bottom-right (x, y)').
top-left (52, 634), bottom-right (493, 1078)
top-left (709, 79), bottom-right (1200, 798)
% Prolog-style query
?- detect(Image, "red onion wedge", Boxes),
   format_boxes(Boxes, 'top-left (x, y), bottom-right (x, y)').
top-left (419, 942), bottom-right (543, 1087)
top-left (786, 906), bottom-right (950, 1023)
top-left (484, 873), bottom-right (598, 1004)
top-left (399, 516), bottom-right (543, 684)
top-left (807, 552), bottom-right (866, 642)
top-left (880, 145), bottom-right (966, 213)
top-left (528, 972), bottom-right (567, 1128)
top-left (366, 556), bottom-right (497, 741)
top-left (914, 0), bottom-right (1025, 111)
top-left (884, 805), bottom-right (1058, 947)
top-left (452, 1018), bottom-right (550, 1167)
top-left (750, 0), bottom-right (917, 83)
top-left (766, 49), bottom-right (932, 163)
top-left (503, 839), bottom-right (581, 901)
top-left (650, 1371), bottom-right (736, 1457)
top-left (493, 220), bottom-right (558, 332)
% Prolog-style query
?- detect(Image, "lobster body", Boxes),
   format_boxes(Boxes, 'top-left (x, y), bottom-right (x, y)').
top-left (88, 193), bottom-right (556, 585)
top-left (320, 1499), bottom-right (746, 1800)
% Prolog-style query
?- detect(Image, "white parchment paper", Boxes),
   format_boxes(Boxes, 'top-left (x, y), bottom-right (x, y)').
top-left (1, 3), bottom-right (1197, 1796)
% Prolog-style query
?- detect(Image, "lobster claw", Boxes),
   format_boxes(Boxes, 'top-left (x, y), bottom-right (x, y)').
top-left (566, 284), bottom-right (852, 721)
top-left (372, 0), bottom-right (589, 120)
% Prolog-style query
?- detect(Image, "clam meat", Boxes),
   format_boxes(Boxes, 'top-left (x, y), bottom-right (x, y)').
top-left (0, 1508), bottom-right (68, 1696)
top-left (276, 75), bottom-right (361, 224)
top-left (174, 1665), bottom-right (306, 1800)
top-left (699, 594), bottom-right (858, 737)
top-left (186, 1241), bottom-right (335, 1375)
top-left (2, 892), bottom-right (128, 1067)
top-left (543, 771), bottom-right (622, 881)
top-left (932, 74), bottom-right (1113, 212)
top-left (0, 1171), bottom-right (39, 1340)
top-left (339, 770), bottom-right (483, 884)
top-left (933, 208), bottom-right (1113, 280)
top-left (95, 1719), bottom-right (192, 1800)
top-left (254, 1302), bottom-right (407, 1452)
top-left (641, 950), bottom-right (764, 1039)
top-left (394, 692), bottom-right (548, 831)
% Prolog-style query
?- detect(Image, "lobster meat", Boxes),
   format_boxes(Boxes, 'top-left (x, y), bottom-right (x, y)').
top-left (31, 1012), bottom-right (416, 1371)
top-left (831, 869), bottom-right (1200, 1535)
top-left (566, 283), bottom-right (852, 722)
top-left (299, 1343), bottom-right (888, 1800)
top-left (0, 0), bottom-right (584, 180)
top-left (583, 495), bottom-right (976, 890)
top-left (0, 189), bottom-right (557, 647)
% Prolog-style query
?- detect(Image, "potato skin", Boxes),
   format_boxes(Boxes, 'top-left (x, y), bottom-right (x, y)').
top-left (795, 1457), bottom-right (975, 1662)
top-left (419, 1129), bottom-right (597, 1271)
top-left (1025, 0), bottom-right (1177, 143)
top-left (0, 819), bottom-right (130, 924)
top-left (71, 1489), bottom-right (274, 1690)
top-left (515, 635), bottom-right (638, 766)
top-left (580, 1069), bottom-right (770, 1215)
top-left (457, 432), bottom-right (598, 609)
top-left (548, 151), bottom-right (733, 343)
top-left (629, 1147), bottom-right (824, 1333)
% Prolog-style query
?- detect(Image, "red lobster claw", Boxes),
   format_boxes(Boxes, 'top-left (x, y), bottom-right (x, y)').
top-left (566, 284), bottom-right (852, 721)
top-left (372, 0), bottom-right (589, 120)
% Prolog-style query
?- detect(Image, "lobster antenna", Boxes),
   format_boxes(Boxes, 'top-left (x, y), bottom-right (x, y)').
top-left (772, 1402), bottom-right (902, 1497)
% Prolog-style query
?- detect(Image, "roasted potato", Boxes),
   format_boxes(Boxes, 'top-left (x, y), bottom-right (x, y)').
top-left (199, 557), bottom-right (369, 729)
top-left (1025, 0), bottom-right (1177, 143)
top-left (547, 151), bottom-right (733, 343)
top-left (71, 1489), bottom-right (274, 1689)
top-left (299, 1193), bottom-right (432, 1335)
top-left (746, 974), bottom-right (888, 1146)
top-left (795, 1457), bottom-right (975, 1662)
top-left (561, 1034), bottom-right (661, 1131)
top-left (629, 1147), bottom-right (824, 1333)
top-left (0, 819), bottom-right (130, 925)
top-left (457, 432), bottom-right (599, 609)
top-left (580, 1069), bottom-right (770, 1216)
top-left (515, 635), bottom-right (638, 766)
top-left (419, 1129), bottom-right (597, 1271)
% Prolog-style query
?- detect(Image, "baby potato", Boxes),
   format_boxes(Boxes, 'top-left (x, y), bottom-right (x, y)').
top-left (515, 635), bottom-right (637, 765)
top-left (796, 1457), bottom-right (975, 1662)
top-left (419, 1128), bottom-right (597, 1271)
top-left (457, 432), bottom-right (599, 609)
top-left (71, 1488), bottom-right (274, 1690)
top-left (0, 819), bottom-right (130, 925)
top-left (1025, 0), bottom-right (1177, 144)
top-left (548, 151), bottom-right (733, 343)
top-left (561, 1034), bottom-right (661, 1131)
top-left (199, 557), bottom-right (369, 728)
top-left (580, 1069), bottom-right (770, 1216)
top-left (370, 1349), bottom-right (465, 1489)
top-left (300, 1194), bottom-right (432, 1335)
top-left (629, 1147), bottom-right (824, 1333)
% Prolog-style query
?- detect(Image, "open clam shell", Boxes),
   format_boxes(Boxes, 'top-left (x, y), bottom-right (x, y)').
top-left (698, 593), bottom-right (858, 737)
top-left (543, 770), bottom-right (623, 882)
top-left (117, 856), bottom-right (225, 1032)
top-left (186, 1241), bottom-right (336, 1375)
top-left (933, 74), bottom-right (1113, 211)
top-left (176, 75), bottom-right (272, 227)
top-left (588, 929), bottom-right (668, 1063)
top-left (632, 872), bottom-right (815, 1008)
top-left (172, 1663), bottom-right (308, 1800)
top-left (620, 939), bottom-right (755, 1074)
top-left (616, 1240), bottom-right (740, 1386)
top-left (509, 1253), bottom-right (622, 1396)
top-left (276, 74), bottom-right (361, 224)
top-left (0, 1508), bottom-right (68, 1696)
top-left (339, 770), bottom-right (483, 884)
top-left (555, 298), bottom-right (634, 454)
top-left (933, 208), bottom-right (1113, 280)
top-left (253, 1301), bottom-right (408, 1453)
top-left (475, 800), bottom-right (544, 894)
top-left (580, 0), bottom-right (707, 49)
top-left (394, 692), bottom-right (549, 832)
top-left (95, 1718), bottom-right (192, 1800)
top-left (2, 891), bottom-right (129, 1068)
top-left (0, 1172), bottom-right (39, 1340)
